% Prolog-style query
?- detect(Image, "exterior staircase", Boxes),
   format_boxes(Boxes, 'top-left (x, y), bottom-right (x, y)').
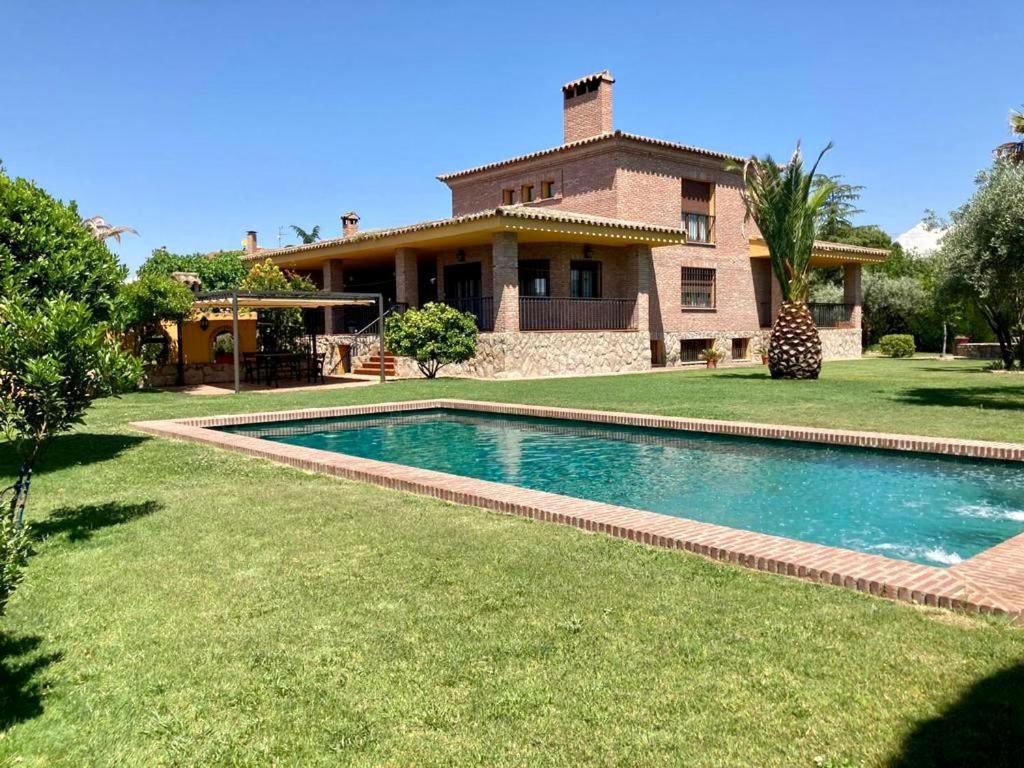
top-left (352, 353), bottom-right (398, 377)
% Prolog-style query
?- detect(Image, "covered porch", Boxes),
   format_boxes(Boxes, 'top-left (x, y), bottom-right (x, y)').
top-left (256, 207), bottom-right (687, 337)
top-left (748, 238), bottom-right (889, 330)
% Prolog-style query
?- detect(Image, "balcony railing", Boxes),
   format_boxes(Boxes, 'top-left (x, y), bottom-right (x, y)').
top-left (809, 302), bottom-right (855, 328)
top-left (444, 296), bottom-right (495, 331)
top-left (683, 212), bottom-right (715, 244)
top-left (519, 297), bottom-right (637, 331)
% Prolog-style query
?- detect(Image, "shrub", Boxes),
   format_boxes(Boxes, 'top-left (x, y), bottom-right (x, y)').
top-left (878, 334), bottom-right (916, 358)
top-left (113, 274), bottom-right (195, 357)
top-left (385, 303), bottom-right (478, 378)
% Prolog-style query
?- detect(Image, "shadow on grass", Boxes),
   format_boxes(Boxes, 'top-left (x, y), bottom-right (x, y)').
top-left (0, 433), bottom-right (149, 477)
top-left (888, 662), bottom-right (1024, 767)
top-left (0, 633), bottom-right (61, 732)
top-left (32, 500), bottom-right (161, 543)
top-left (896, 386), bottom-right (1024, 411)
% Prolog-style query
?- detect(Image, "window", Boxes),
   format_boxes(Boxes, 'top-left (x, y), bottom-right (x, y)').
top-left (570, 261), bottom-right (602, 298)
top-left (541, 180), bottom-right (555, 199)
top-left (681, 267), bottom-right (716, 309)
top-left (518, 260), bottom-right (550, 297)
top-left (502, 189), bottom-right (515, 205)
top-left (681, 338), bottom-right (713, 363)
top-left (521, 184), bottom-right (534, 203)
top-left (731, 337), bottom-right (750, 360)
top-left (682, 179), bottom-right (714, 243)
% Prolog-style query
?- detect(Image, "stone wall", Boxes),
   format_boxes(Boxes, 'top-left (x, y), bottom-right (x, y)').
top-left (446, 331), bottom-right (651, 379)
top-left (817, 328), bottom-right (862, 360)
top-left (956, 342), bottom-right (1004, 360)
top-left (148, 363), bottom-right (238, 388)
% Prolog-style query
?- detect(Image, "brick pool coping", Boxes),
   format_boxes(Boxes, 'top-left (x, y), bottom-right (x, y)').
top-left (132, 399), bottom-right (1024, 622)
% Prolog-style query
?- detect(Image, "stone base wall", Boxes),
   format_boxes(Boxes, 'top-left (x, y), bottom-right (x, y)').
top-left (445, 331), bottom-right (651, 379)
top-left (321, 326), bottom-right (861, 381)
top-left (148, 363), bottom-right (237, 388)
top-left (818, 328), bottom-right (862, 360)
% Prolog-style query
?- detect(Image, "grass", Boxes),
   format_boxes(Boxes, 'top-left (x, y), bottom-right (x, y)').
top-left (1, 358), bottom-right (1023, 766)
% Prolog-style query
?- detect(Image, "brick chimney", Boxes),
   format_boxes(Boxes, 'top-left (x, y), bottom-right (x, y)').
top-left (245, 230), bottom-right (258, 254)
top-left (341, 211), bottom-right (360, 237)
top-left (562, 71), bottom-right (614, 144)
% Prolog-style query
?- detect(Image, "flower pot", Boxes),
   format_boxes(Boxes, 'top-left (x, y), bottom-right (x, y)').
top-left (215, 353), bottom-right (234, 365)
top-left (761, 355), bottom-right (769, 365)
top-left (705, 360), bottom-right (718, 369)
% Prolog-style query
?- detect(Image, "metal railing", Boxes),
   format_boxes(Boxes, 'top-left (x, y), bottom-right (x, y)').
top-left (809, 302), bottom-right (855, 328)
top-left (351, 302), bottom-right (408, 339)
top-left (683, 212), bottom-right (715, 244)
top-left (443, 296), bottom-right (494, 332)
top-left (519, 297), bottom-right (637, 331)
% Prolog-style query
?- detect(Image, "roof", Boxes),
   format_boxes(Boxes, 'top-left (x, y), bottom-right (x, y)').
top-left (749, 237), bottom-right (890, 264)
top-left (193, 290), bottom-right (378, 310)
top-left (562, 70), bottom-right (615, 92)
top-left (245, 206), bottom-right (688, 261)
top-left (437, 130), bottom-right (745, 182)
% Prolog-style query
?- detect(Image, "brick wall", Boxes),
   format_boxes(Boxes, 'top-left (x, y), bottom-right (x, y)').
top-left (562, 83), bottom-right (613, 143)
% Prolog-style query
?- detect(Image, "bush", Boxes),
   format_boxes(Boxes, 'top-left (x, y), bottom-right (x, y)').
top-left (878, 334), bottom-right (916, 358)
top-left (384, 303), bottom-right (478, 378)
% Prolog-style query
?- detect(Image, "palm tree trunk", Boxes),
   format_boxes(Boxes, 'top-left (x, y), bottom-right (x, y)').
top-left (769, 301), bottom-right (823, 379)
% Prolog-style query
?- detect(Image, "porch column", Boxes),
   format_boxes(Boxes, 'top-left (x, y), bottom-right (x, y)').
top-left (628, 244), bottom-right (652, 332)
top-left (843, 263), bottom-right (863, 328)
top-left (492, 232), bottom-right (519, 333)
top-left (394, 248), bottom-right (418, 308)
top-left (323, 259), bottom-right (344, 333)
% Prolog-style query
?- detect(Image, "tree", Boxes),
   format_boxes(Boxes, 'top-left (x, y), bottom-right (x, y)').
top-left (813, 174), bottom-right (864, 240)
top-left (241, 259), bottom-right (316, 353)
top-left (385, 303), bottom-right (478, 378)
top-left (137, 247), bottom-right (247, 292)
top-left (0, 166), bottom-right (141, 615)
top-left (81, 215), bottom-right (138, 243)
top-left (994, 108), bottom-right (1024, 164)
top-left (734, 143), bottom-right (835, 379)
top-left (113, 274), bottom-right (196, 358)
top-left (291, 225), bottom-right (321, 245)
top-left (935, 160), bottom-right (1024, 369)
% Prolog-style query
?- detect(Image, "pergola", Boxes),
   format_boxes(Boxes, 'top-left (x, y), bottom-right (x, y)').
top-left (191, 290), bottom-right (386, 393)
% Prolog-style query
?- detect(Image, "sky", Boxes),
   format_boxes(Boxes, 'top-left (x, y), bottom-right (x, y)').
top-left (2, 0), bottom-right (1021, 272)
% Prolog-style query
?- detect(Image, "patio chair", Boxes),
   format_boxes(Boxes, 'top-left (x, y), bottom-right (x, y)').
top-left (308, 352), bottom-right (327, 384)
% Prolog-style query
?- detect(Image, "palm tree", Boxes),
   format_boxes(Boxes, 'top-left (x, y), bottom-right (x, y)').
top-left (81, 215), bottom-right (138, 243)
top-left (994, 108), bottom-right (1024, 164)
top-left (735, 142), bottom-right (836, 380)
top-left (291, 224), bottom-right (321, 244)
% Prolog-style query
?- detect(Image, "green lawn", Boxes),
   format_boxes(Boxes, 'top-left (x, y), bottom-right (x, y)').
top-left (2, 358), bottom-right (1023, 766)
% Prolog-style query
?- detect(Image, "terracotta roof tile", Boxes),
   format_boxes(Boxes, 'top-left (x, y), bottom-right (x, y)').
top-left (437, 130), bottom-right (744, 182)
top-left (562, 70), bottom-right (614, 91)
top-left (245, 206), bottom-right (687, 260)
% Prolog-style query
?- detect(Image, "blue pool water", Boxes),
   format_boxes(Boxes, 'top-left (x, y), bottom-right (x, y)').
top-left (222, 409), bottom-right (1024, 566)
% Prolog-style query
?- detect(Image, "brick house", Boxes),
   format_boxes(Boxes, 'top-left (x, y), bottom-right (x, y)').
top-left (244, 70), bottom-right (886, 378)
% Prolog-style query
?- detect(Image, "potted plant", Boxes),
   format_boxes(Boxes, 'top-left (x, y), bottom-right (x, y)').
top-left (699, 344), bottom-right (725, 369)
top-left (755, 337), bottom-right (770, 365)
top-left (213, 333), bottom-right (235, 365)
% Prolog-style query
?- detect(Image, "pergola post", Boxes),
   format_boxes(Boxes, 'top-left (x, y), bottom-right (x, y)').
top-left (232, 292), bottom-right (240, 394)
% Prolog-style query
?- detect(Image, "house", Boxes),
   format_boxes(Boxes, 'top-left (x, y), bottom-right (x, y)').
top-left (243, 71), bottom-right (887, 378)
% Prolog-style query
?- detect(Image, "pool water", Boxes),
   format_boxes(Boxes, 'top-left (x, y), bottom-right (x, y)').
top-left (222, 409), bottom-right (1024, 566)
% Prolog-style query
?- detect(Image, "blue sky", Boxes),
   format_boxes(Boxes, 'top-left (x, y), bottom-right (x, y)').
top-left (2, 0), bottom-right (1020, 271)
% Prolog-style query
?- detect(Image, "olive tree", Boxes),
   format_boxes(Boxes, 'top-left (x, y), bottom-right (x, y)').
top-left (936, 161), bottom-right (1024, 369)
top-left (385, 303), bottom-right (478, 378)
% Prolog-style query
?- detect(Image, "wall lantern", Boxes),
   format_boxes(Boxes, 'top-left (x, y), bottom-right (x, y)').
top-left (199, 315), bottom-right (210, 331)
top-left (456, 249), bottom-right (466, 262)
top-left (583, 245), bottom-right (593, 259)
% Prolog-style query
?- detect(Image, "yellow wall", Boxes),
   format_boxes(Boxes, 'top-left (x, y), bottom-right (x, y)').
top-left (164, 315), bottom-right (258, 364)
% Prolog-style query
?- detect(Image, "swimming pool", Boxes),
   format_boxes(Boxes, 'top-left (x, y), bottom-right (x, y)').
top-left (221, 408), bottom-right (1024, 567)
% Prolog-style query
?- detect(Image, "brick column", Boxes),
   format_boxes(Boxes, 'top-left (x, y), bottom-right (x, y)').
top-left (323, 259), bottom-right (344, 333)
top-left (394, 248), bottom-right (418, 308)
top-left (770, 270), bottom-right (783, 320)
top-left (491, 232), bottom-right (519, 333)
top-left (843, 263), bottom-right (863, 328)
top-left (629, 245), bottom-right (652, 332)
